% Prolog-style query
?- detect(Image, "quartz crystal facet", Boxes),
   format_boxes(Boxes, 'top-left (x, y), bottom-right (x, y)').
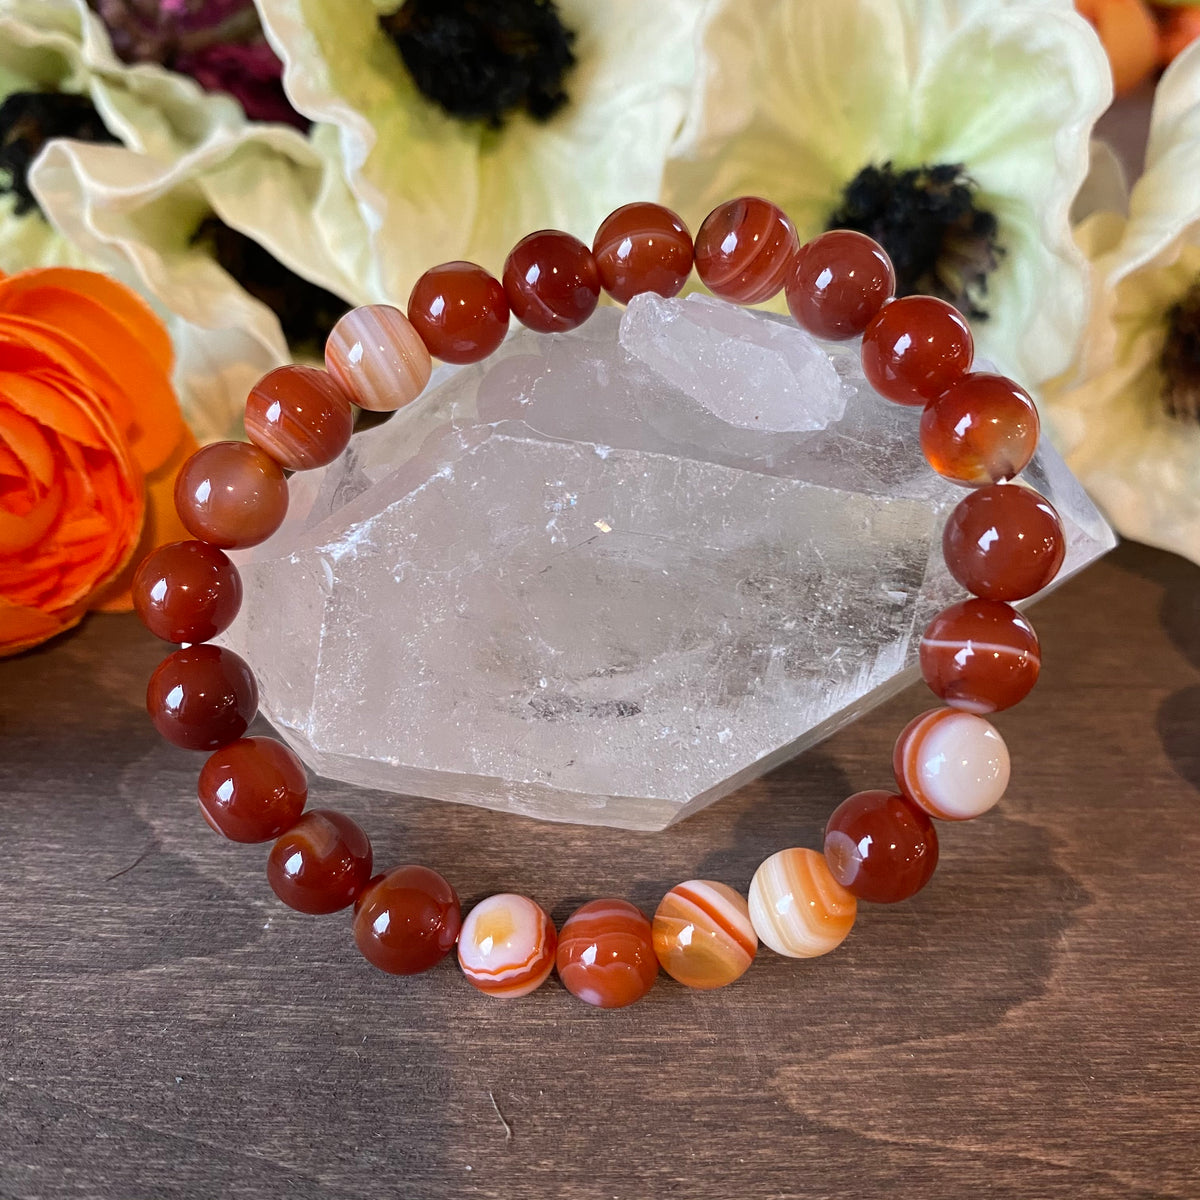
top-left (222, 297), bottom-right (1114, 830)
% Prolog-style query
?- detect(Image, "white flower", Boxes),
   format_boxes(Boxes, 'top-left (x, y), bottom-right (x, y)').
top-left (0, 0), bottom-right (371, 441)
top-left (1042, 41), bottom-right (1200, 565)
top-left (661, 0), bottom-right (1112, 390)
top-left (256, 0), bottom-right (704, 302)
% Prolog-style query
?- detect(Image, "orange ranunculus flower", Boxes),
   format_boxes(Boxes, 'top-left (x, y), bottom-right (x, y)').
top-left (0, 268), bottom-right (198, 656)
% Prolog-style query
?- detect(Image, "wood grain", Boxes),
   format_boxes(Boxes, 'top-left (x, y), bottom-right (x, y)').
top-left (1, 538), bottom-right (1198, 1199)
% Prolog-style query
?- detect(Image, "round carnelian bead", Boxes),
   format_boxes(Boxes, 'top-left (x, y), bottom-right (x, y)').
top-left (556, 898), bottom-right (658, 1008)
top-left (920, 598), bottom-right (1040, 713)
top-left (146, 644), bottom-right (258, 750)
top-left (943, 484), bottom-right (1066, 601)
top-left (244, 365), bottom-right (354, 471)
top-left (267, 809), bottom-right (372, 914)
top-left (353, 865), bottom-right (461, 975)
top-left (893, 708), bottom-right (1009, 821)
top-left (861, 295), bottom-right (974, 406)
top-left (823, 789), bottom-right (938, 903)
top-left (132, 540), bottom-right (242, 644)
top-left (921, 373), bottom-right (1040, 487)
top-left (785, 230), bottom-right (895, 339)
top-left (174, 441), bottom-right (288, 550)
top-left (407, 261), bottom-right (510, 364)
top-left (197, 736), bottom-right (307, 843)
top-left (592, 202), bottom-right (693, 304)
top-left (325, 304), bottom-right (432, 412)
top-left (503, 230), bottom-right (600, 333)
top-left (652, 881), bottom-right (757, 990)
top-left (458, 894), bottom-right (558, 997)
top-left (693, 196), bottom-right (799, 304)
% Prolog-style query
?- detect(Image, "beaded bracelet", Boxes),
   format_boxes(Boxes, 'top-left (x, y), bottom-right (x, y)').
top-left (131, 197), bottom-right (1061, 1008)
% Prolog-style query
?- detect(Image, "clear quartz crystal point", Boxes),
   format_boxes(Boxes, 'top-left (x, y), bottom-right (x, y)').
top-left (222, 296), bottom-right (1114, 831)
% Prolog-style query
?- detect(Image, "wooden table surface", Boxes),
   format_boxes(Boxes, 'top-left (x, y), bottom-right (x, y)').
top-left (1, 536), bottom-right (1198, 1199)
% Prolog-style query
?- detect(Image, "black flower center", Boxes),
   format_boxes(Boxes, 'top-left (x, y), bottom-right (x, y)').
top-left (0, 91), bottom-right (117, 218)
top-left (381, 0), bottom-right (576, 127)
top-left (192, 216), bottom-right (349, 353)
top-left (1161, 280), bottom-right (1200, 423)
top-left (828, 163), bottom-right (1004, 320)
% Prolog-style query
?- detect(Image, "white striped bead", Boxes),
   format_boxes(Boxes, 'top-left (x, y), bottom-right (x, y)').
top-left (748, 848), bottom-right (856, 959)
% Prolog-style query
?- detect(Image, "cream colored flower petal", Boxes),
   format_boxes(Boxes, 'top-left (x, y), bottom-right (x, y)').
top-left (663, 0), bottom-right (1111, 388)
top-left (1071, 139), bottom-right (1129, 226)
top-left (259, 0), bottom-right (703, 301)
top-left (0, 196), bottom-right (96, 272)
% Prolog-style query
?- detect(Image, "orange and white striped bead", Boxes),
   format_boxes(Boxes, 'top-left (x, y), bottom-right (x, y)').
top-left (652, 880), bottom-right (757, 990)
top-left (457, 893), bottom-right (557, 998)
top-left (748, 848), bottom-right (856, 959)
top-left (324, 303), bottom-right (432, 412)
top-left (893, 706), bottom-right (1010, 821)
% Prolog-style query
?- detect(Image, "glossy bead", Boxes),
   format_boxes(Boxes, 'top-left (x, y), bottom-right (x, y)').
top-left (943, 484), bottom-right (1066, 601)
top-left (503, 230), bottom-right (601, 333)
top-left (174, 441), bottom-right (288, 549)
top-left (693, 197), bottom-right (799, 304)
top-left (457, 893), bottom-right (557, 997)
top-left (592, 202), bottom-right (693, 304)
top-left (132, 540), bottom-right (242, 644)
top-left (748, 848), bottom-right (856, 959)
top-left (651, 880), bottom-right (757, 990)
top-left (353, 865), bottom-right (461, 975)
top-left (785, 230), bottom-right (895, 339)
top-left (861, 295), bottom-right (974, 406)
top-left (893, 707), bottom-right (1010, 821)
top-left (556, 898), bottom-right (658, 1008)
top-left (325, 304), bottom-right (432, 412)
top-left (920, 373), bottom-right (1040, 486)
top-left (407, 261), bottom-right (510, 364)
top-left (145, 644), bottom-right (258, 751)
top-left (267, 809), bottom-right (372, 914)
top-left (920, 598), bottom-right (1041, 713)
top-left (197, 736), bottom-right (307, 843)
top-left (244, 364), bottom-right (354, 471)
top-left (823, 790), bottom-right (938, 903)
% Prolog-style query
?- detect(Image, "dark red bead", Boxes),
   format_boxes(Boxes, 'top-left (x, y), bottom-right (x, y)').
top-left (353, 865), bottom-right (462, 975)
top-left (503, 230), bottom-right (600, 333)
top-left (823, 789), bottom-right (939, 903)
top-left (174, 441), bottom-right (289, 549)
top-left (786, 230), bottom-right (895, 339)
top-left (267, 809), bottom-right (372, 914)
top-left (693, 197), bottom-right (799, 304)
top-left (244, 365), bottom-right (354, 471)
top-left (943, 484), bottom-right (1066, 601)
top-left (146, 644), bottom-right (258, 751)
top-left (592, 202), bottom-right (693, 304)
top-left (197, 736), bottom-right (307, 843)
top-left (920, 598), bottom-right (1041, 713)
top-left (132, 540), bottom-right (242, 644)
top-left (407, 261), bottom-right (510, 363)
top-left (861, 295), bottom-right (974, 406)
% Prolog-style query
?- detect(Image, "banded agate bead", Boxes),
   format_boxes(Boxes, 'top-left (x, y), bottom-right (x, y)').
top-left (920, 598), bottom-right (1041, 713)
top-left (132, 540), bottom-right (242, 644)
top-left (943, 484), bottom-right (1066, 601)
top-left (694, 197), bottom-right (799, 304)
top-left (267, 809), bottom-right (372, 914)
top-left (503, 230), bottom-right (601, 333)
top-left (556, 898), bottom-right (658, 1008)
top-left (785, 229), bottom-right (895, 339)
top-left (592, 202), bottom-right (693, 304)
top-left (325, 304), bottom-right (432, 412)
top-left (920, 373), bottom-right (1040, 486)
top-left (748, 848), bottom-right (856, 959)
top-left (244, 365), bottom-right (354, 471)
top-left (861, 295), bottom-right (974, 407)
top-left (407, 261), bottom-right (509, 364)
top-left (823, 790), bottom-right (938, 903)
top-left (353, 865), bottom-right (461, 975)
top-left (652, 880), bottom-right (757, 990)
top-left (174, 441), bottom-right (288, 550)
top-left (146, 644), bottom-right (258, 750)
top-left (893, 707), bottom-right (1010, 821)
top-left (197, 736), bottom-right (307, 843)
top-left (457, 893), bottom-right (557, 997)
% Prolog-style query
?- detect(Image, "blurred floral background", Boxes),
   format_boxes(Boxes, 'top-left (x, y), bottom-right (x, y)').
top-left (2, 0), bottom-right (1200, 655)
